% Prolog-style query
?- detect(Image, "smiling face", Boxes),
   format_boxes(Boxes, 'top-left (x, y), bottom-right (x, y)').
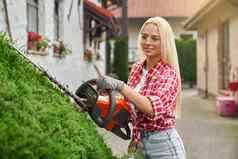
top-left (140, 23), bottom-right (161, 58)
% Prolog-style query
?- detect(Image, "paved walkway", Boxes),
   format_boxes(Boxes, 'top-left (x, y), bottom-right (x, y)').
top-left (98, 89), bottom-right (238, 159)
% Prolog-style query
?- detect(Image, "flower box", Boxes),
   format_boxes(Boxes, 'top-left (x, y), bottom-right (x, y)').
top-left (27, 32), bottom-right (49, 56)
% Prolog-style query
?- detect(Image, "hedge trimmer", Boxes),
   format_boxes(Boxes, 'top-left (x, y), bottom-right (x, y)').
top-left (9, 43), bottom-right (131, 140)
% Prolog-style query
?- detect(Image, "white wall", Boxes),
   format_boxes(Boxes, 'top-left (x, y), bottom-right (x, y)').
top-left (28, 0), bottom-right (101, 92)
top-left (0, 0), bottom-right (27, 47)
top-left (0, 0), bottom-right (105, 92)
top-left (0, 1), bottom-right (7, 33)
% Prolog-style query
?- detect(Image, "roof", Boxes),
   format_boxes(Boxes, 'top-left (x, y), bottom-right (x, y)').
top-left (111, 0), bottom-right (202, 18)
top-left (184, 0), bottom-right (224, 30)
top-left (84, 0), bottom-right (114, 20)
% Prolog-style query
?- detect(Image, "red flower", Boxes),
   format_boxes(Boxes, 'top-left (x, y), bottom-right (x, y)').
top-left (28, 32), bottom-right (42, 41)
top-left (228, 82), bottom-right (238, 92)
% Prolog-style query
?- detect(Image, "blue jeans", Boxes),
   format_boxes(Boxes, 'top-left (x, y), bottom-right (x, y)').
top-left (137, 128), bottom-right (186, 159)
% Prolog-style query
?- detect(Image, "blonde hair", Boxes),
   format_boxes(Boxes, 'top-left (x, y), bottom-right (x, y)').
top-left (138, 17), bottom-right (182, 118)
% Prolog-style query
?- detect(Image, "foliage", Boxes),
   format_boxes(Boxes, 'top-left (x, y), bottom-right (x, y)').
top-left (36, 39), bottom-right (49, 50)
top-left (0, 33), bottom-right (116, 159)
top-left (113, 37), bottom-right (128, 82)
top-left (176, 38), bottom-right (197, 84)
top-left (53, 40), bottom-right (72, 58)
top-left (106, 41), bottom-right (112, 74)
top-left (27, 32), bottom-right (49, 51)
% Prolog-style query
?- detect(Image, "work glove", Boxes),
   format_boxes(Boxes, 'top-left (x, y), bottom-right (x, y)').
top-left (96, 76), bottom-right (125, 91)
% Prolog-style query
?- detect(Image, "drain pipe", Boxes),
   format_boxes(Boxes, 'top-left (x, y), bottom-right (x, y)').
top-left (3, 0), bottom-right (12, 40)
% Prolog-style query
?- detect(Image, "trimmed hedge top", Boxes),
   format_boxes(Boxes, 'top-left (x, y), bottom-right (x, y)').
top-left (0, 34), bottom-right (116, 159)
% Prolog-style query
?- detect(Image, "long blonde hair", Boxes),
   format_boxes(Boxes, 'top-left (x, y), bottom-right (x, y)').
top-left (138, 17), bottom-right (182, 118)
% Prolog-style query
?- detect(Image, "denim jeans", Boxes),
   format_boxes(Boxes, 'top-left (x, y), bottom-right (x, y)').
top-left (137, 128), bottom-right (186, 159)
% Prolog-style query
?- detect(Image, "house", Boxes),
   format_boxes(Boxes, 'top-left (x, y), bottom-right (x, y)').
top-left (110, 0), bottom-right (202, 63)
top-left (0, 0), bottom-right (116, 92)
top-left (184, 0), bottom-right (238, 97)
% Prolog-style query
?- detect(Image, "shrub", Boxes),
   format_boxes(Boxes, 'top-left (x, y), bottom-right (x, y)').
top-left (113, 37), bottom-right (128, 82)
top-left (0, 33), bottom-right (116, 159)
top-left (176, 38), bottom-right (197, 85)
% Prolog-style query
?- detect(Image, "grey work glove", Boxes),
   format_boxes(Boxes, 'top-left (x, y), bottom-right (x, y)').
top-left (96, 76), bottom-right (125, 91)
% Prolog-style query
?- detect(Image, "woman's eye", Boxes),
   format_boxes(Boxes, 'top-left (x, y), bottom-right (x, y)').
top-left (141, 36), bottom-right (147, 40)
top-left (152, 37), bottom-right (160, 41)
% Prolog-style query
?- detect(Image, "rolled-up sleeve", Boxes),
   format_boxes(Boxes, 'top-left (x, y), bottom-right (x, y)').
top-left (145, 69), bottom-right (178, 121)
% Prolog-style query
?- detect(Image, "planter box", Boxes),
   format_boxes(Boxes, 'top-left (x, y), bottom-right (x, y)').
top-left (216, 96), bottom-right (237, 117)
top-left (28, 48), bottom-right (48, 56)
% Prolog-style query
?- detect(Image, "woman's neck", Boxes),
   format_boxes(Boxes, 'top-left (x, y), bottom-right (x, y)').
top-left (145, 56), bottom-right (161, 70)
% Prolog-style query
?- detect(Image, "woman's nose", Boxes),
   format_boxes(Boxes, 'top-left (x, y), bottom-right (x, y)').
top-left (144, 37), bottom-right (153, 44)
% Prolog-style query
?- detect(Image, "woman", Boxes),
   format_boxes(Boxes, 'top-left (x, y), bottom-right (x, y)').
top-left (96, 17), bottom-right (186, 159)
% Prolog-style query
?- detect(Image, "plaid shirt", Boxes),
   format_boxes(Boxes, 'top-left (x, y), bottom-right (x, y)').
top-left (127, 59), bottom-right (178, 140)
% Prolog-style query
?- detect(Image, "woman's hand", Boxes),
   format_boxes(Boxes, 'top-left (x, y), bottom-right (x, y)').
top-left (96, 76), bottom-right (125, 91)
top-left (128, 139), bottom-right (139, 154)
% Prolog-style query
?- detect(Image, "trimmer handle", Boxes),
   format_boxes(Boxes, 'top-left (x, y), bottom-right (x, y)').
top-left (91, 90), bottom-right (116, 128)
top-left (111, 125), bottom-right (131, 140)
top-left (76, 79), bottom-right (117, 128)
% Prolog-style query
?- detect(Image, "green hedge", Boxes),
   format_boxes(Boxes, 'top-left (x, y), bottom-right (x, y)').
top-left (106, 41), bottom-right (112, 74)
top-left (0, 34), bottom-right (116, 159)
top-left (176, 39), bottom-right (197, 84)
top-left (113, 37), bottom-right (128, 82)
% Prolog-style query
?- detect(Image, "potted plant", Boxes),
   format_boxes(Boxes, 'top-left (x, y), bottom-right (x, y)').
top-left (83, 48), bottom-right (101, 62)
top-left (27, 32), bottom-right (49, 55)
top-left (52, 40), bottom-right (72, 57)
top-left (83, 49), bottom-right (93, 62)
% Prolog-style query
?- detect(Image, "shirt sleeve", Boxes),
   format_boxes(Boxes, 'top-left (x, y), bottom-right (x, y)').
top-left (145, 69), bottom-right (178, 121)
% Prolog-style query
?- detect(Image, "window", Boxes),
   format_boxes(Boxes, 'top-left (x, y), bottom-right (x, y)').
top-left (27, 0), bottom-right (38, 33)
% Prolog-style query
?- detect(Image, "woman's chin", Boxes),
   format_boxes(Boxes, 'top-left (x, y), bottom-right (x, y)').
top-left (144, 52), bottom-right (154, 57)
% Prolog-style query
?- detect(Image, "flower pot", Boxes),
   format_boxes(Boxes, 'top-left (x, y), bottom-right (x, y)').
top-left (216, 96), bottom-right (237, 117)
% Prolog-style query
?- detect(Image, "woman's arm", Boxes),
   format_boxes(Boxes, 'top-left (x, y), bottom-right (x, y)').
top-left (120, 85), bottom-right (154, 117)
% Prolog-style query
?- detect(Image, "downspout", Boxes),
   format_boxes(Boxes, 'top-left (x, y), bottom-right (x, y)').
top-left (3, 0), bottom-right (12, 40)
top-left (204, 32), bottom-right (209, 98)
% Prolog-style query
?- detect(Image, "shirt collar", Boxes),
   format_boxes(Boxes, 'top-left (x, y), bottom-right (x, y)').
top-left (137, 58), bottom-right (165, 76)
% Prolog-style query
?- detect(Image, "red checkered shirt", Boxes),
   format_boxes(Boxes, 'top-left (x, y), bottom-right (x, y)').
top-left (127, 59), bottom-right (178, 140)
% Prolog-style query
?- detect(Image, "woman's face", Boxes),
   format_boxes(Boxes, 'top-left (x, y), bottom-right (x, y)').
top-left (140, 23), bottom-right (161, 58)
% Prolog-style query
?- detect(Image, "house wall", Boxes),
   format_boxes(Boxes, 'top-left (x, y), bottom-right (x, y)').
top-left (229, 16), bottom-right (238, 70)
top-left (195, 1), bottom-right (238, 96)
top-left (29, 0), bottom-right (104, 92)
top-left (207, 28), bottom-right (219, 95)
top-left (0, 0), bottom-right (106, 92)
top-left (0, 1), bottom-right (7, 33)
top-left (197, 28), bottom-right (219, 96)
top-left (0, 0), bottom-right (27, 46)
top-left (197, 32), bottom-right (206, 92)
